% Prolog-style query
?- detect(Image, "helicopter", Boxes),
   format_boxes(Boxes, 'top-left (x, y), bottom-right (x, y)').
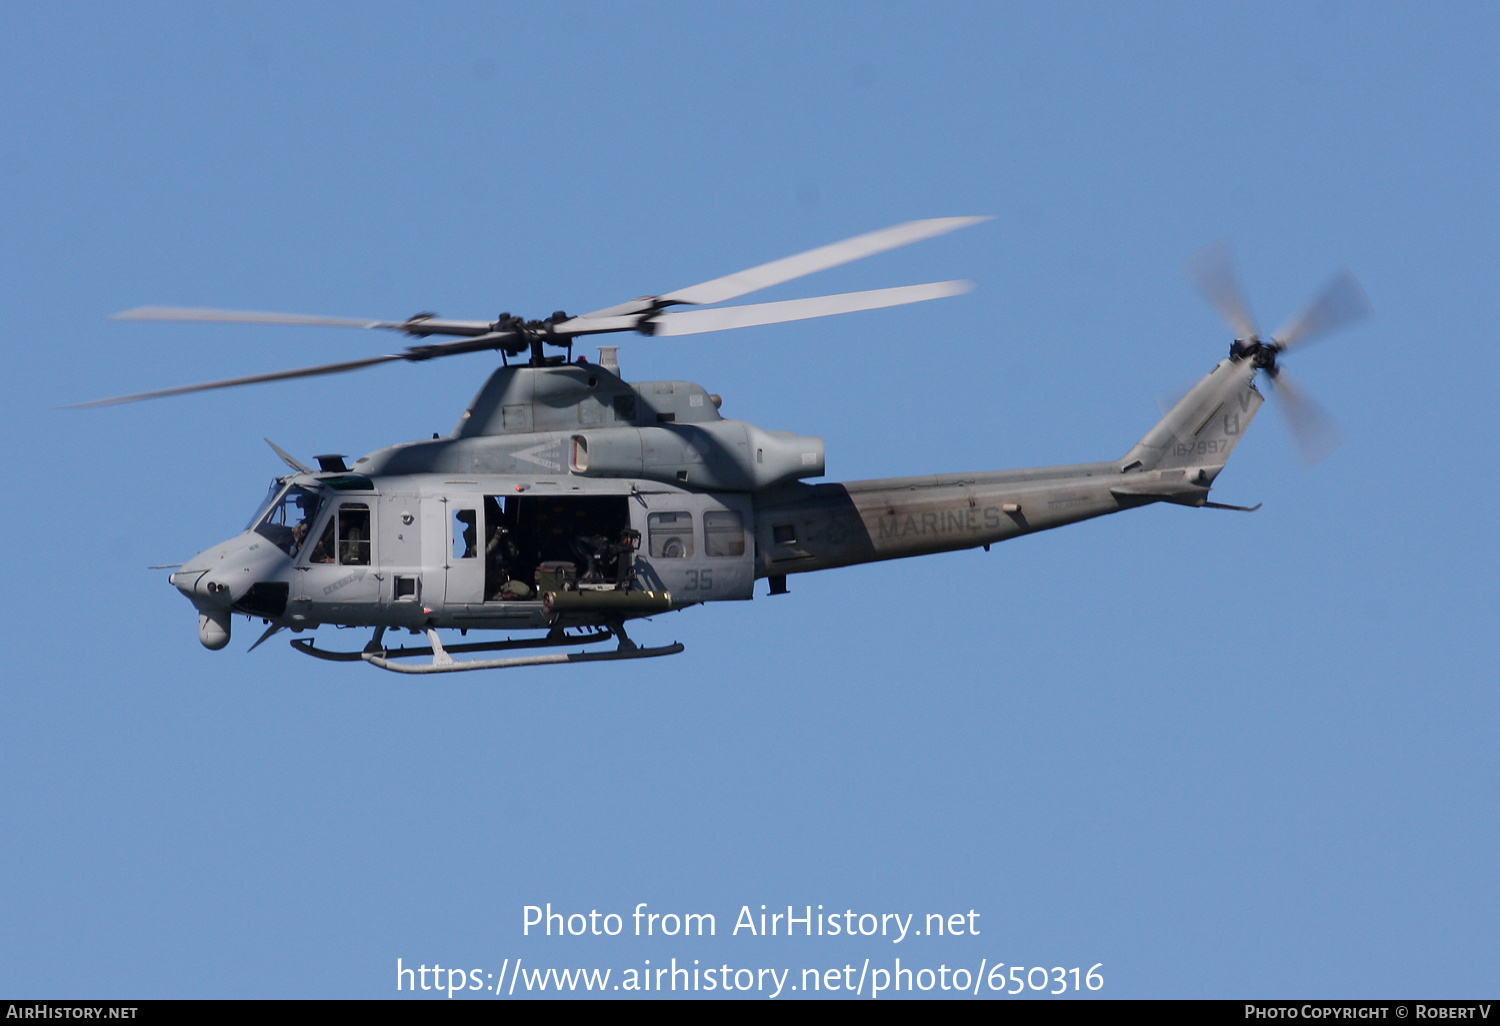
top-left (84, 219), bottom-right (1369, 673)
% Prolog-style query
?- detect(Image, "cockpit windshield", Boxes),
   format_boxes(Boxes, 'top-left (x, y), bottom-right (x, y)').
top-left (253, 484), bottom-right (325, 556)
top-left (246, 480), bottom-right (286, 532)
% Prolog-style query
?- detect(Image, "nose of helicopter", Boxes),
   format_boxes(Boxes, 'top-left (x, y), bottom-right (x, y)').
top-left (168, 533), bottom-right (290, 649)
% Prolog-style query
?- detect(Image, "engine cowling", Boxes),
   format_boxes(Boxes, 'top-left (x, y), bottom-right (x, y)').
top-left (569, 421), bottom-right (823, 491)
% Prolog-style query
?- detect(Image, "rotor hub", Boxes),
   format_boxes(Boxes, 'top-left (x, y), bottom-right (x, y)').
top-left (1230, 338), bottom-right (1281, 375)
top-left (485, 311), bottom-right (578, 365)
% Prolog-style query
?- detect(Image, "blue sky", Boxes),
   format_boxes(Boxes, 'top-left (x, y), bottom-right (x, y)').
top-left (2, 2), bottom-right (1496, 998)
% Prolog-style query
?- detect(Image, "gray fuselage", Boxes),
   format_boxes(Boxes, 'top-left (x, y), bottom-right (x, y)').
top-left (173, 355), bottom-right (1265, 648)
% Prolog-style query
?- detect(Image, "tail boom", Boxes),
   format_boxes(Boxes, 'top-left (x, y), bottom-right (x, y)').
top-left (749, 357), bottom-right (1266, 580)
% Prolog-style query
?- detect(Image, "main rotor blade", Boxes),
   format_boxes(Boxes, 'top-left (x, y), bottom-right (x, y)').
top-left (1183, 240), bottom-right (1260, 341)
top-left (73, 329), bottom-right (523, 408)
top-left (1268, 368), bottom-right (1343, 468)
top-left (111, 306), bottom-right (402, 329)
top-left (109, 307), bottom-right (497, 337)
top-left (579, 216), bottom-right (989, 318)
top-left (1272, 270), bottom-right (1371, 353)
top-left (70, 353), bottom-right (406, 407)
top-left (645, 280), bottom-right (974, 337)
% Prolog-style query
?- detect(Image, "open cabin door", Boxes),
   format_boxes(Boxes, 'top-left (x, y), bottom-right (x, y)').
top-left (493, 493), bottom-right (635, 597)
top-left (441, 492), bottom-right (639, 605)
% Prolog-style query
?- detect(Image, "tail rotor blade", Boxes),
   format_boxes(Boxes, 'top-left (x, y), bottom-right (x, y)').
top-left (1176, 241), bottom-right (1367, 468)
top-left (1183, 240), bottom-right (1260, 341)
top-left (1268, 367), bottom-right (1343, 468)
top-left (1272, 270), bottom-right (1371, 353)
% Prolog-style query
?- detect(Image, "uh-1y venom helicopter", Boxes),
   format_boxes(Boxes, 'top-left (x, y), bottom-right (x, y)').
top-left (85, 219), bottom-right (1369, 673)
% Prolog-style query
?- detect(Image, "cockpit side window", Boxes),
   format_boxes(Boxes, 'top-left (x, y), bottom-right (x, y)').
top-left (337, 504), bottom-right (371, 566)
top-left (309, 518), bottom-right (336, 564)
top-left (254, 485), bottom-right (325, 557)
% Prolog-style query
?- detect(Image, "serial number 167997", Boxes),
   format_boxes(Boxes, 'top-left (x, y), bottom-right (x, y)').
top-left (1174, 438), bottom-right (1231, 457)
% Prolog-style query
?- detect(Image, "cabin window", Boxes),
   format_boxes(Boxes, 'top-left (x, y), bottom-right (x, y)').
top-left (704, 510), bottom-right (745, 557)
top-left (453, 508), bottom-right (478, 559)
top-left (648, 511), bottom-right (694, 559)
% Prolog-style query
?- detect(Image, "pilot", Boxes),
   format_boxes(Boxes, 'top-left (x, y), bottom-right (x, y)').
top-left (305, 520), bottom-right (335, 564)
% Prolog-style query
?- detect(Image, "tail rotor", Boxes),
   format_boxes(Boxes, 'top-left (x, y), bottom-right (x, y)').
top-left (1184, 242), bottom-right (1370, 466)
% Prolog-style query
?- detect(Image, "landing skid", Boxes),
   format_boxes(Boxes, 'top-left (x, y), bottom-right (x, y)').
top-left (290, 624), bottom-right (682, 674)
top-left (291, 627), bottom-right (612, 663)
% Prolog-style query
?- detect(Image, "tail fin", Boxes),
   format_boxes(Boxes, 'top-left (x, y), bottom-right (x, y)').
top-left (1116, 357), bottom-right (1264, 496)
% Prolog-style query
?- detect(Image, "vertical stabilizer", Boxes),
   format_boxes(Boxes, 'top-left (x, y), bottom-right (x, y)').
top-left (1119, 357), bottom-right (1264, 482)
